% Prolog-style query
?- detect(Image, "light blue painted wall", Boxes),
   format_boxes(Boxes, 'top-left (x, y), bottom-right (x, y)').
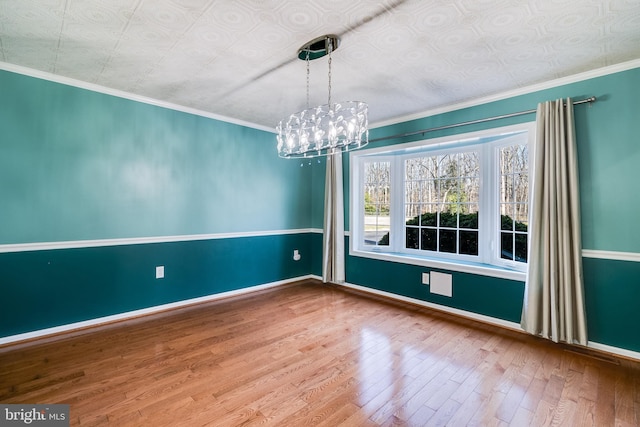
top-left (0, 69), bottom-right (311, 244)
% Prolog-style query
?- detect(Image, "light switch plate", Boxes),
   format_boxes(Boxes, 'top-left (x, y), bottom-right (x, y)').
top-left (422, 272), bottom-right (430, 285)
top-left (156, 266), bottom-right (165, 279)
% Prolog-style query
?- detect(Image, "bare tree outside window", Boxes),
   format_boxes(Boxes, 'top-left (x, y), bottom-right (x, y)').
top-left (402, 152), bottom-right (480, 255)
top-left (355, 126), bottom-right (531, 271)
top-left (363, 161), bottom-right (390, 246)
top-left (499, 144), bottom-right (529, 262)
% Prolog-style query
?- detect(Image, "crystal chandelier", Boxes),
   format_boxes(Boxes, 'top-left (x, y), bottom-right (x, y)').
top-left (276, 35), bottom-right (368, 158)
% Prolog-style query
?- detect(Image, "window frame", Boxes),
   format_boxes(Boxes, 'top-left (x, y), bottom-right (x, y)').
top-left (349, 122), bottom-right (535, 281)
top-left (491, 136), bottom-right (532, 271)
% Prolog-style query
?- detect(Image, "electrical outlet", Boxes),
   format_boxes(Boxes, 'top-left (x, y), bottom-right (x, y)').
top-left (293, 250), bottom-right (301, 261)
top-left (156, 266), bottom-right (164, 279)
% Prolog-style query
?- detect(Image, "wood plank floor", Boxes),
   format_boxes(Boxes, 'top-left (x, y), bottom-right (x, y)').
top-left (1, 280), bottom-right (639, 426)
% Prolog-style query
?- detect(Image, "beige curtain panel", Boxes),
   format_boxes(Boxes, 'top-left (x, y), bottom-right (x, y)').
top-left (521, 98), bottom-right (588, 346)
top-left (322, 153), bottom-right (345, 284)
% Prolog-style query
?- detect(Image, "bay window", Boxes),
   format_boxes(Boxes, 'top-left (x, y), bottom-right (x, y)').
top-left (350, 122), bottom-right (535, 279)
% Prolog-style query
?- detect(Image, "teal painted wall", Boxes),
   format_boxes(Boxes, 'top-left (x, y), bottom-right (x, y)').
top-left (0, 233), bottom-right (311, 337)
top-left (310, 66), bottom-right (640, 353)
top-left (583, 257), bottom-right (640, 352)
top-left (310, 159), bottom-right (327, 230)
top-left (0, 69), bottom-right (312, 338)
top-left (361, 68), bottom-right (640, 252)
top-left (0, 69), bottom-right (310, 244)
top-left (2, 64), bottom-right (640, 355)
top-left (346, 243), bottom-right (524, 322)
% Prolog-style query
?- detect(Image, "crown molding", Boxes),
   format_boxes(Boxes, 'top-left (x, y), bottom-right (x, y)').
top-left (0, 61), bottom-right (275, 133)
top-left (4, 58), bottom-right (640, 135)
top-left (371, 58), bottom-right (640, 129)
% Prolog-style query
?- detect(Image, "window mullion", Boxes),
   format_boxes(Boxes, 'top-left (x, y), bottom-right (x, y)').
top-left (351, 156), bottom-right (363, 252)
top-left (481, 143), bottom-right (496, 266)
top-left (390, 156), bottom-right (404, 252)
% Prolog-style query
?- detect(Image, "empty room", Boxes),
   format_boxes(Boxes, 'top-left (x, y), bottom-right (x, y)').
top-left (1, 1), bottom-right (640, 426)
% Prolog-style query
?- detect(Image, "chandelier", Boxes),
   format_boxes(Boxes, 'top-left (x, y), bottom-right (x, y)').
top-left (276, 35), bottom-right (368, 158)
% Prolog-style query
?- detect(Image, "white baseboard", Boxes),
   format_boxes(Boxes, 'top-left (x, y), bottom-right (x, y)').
top-left (335, 280), bottom-right (522, 330)
top-left (586, 341), bottom-right (640, 362)
top-left (4, 275), bottom-right (639, 362)
top-left (330, 279), bottom-right (640, 362)
top-left (0, 275), bottom-right (314, 346)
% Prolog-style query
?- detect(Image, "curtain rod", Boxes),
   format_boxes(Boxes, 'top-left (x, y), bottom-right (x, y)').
top-left (369, 96), bottom-right (597, 144)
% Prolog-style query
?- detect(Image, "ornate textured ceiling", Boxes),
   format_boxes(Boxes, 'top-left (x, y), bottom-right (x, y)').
top-left (1, 0), bottom-right (639, 130)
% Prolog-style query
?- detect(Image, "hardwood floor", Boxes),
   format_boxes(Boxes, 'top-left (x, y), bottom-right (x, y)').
top-left (1, 280), bottom-right (639, 426)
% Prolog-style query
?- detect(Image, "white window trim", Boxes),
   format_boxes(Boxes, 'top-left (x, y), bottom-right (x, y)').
top-left (349, 122), bottom-right (536, 282)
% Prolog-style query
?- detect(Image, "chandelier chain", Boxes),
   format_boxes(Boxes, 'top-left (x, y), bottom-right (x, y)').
top-left (327, 37), bottom-right (332, 107)
top-left (305, 48), bottom-right (310, 109)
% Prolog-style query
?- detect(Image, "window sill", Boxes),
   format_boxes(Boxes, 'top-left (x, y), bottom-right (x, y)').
top-left (349, 248), bottom-right (526, 282)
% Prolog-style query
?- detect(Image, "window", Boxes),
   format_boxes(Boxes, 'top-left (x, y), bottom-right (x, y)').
top-left (363, 160), bottom-right (391, 247)
top-left (351, 123), bottom-right (534, 278)
top-left (404, 151), bottom-right (480, 256)
top-left (499, 144), bottom-right (529, 263)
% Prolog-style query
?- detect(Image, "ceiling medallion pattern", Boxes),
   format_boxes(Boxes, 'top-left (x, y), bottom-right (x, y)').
top-left (0, 1), bottom-right (639, 129)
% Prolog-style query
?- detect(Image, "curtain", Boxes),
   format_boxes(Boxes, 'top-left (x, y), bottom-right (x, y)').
top-left (322, 152), bottom-right (345, 284)
top-left (521, 98), bottom-right (588, 346)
